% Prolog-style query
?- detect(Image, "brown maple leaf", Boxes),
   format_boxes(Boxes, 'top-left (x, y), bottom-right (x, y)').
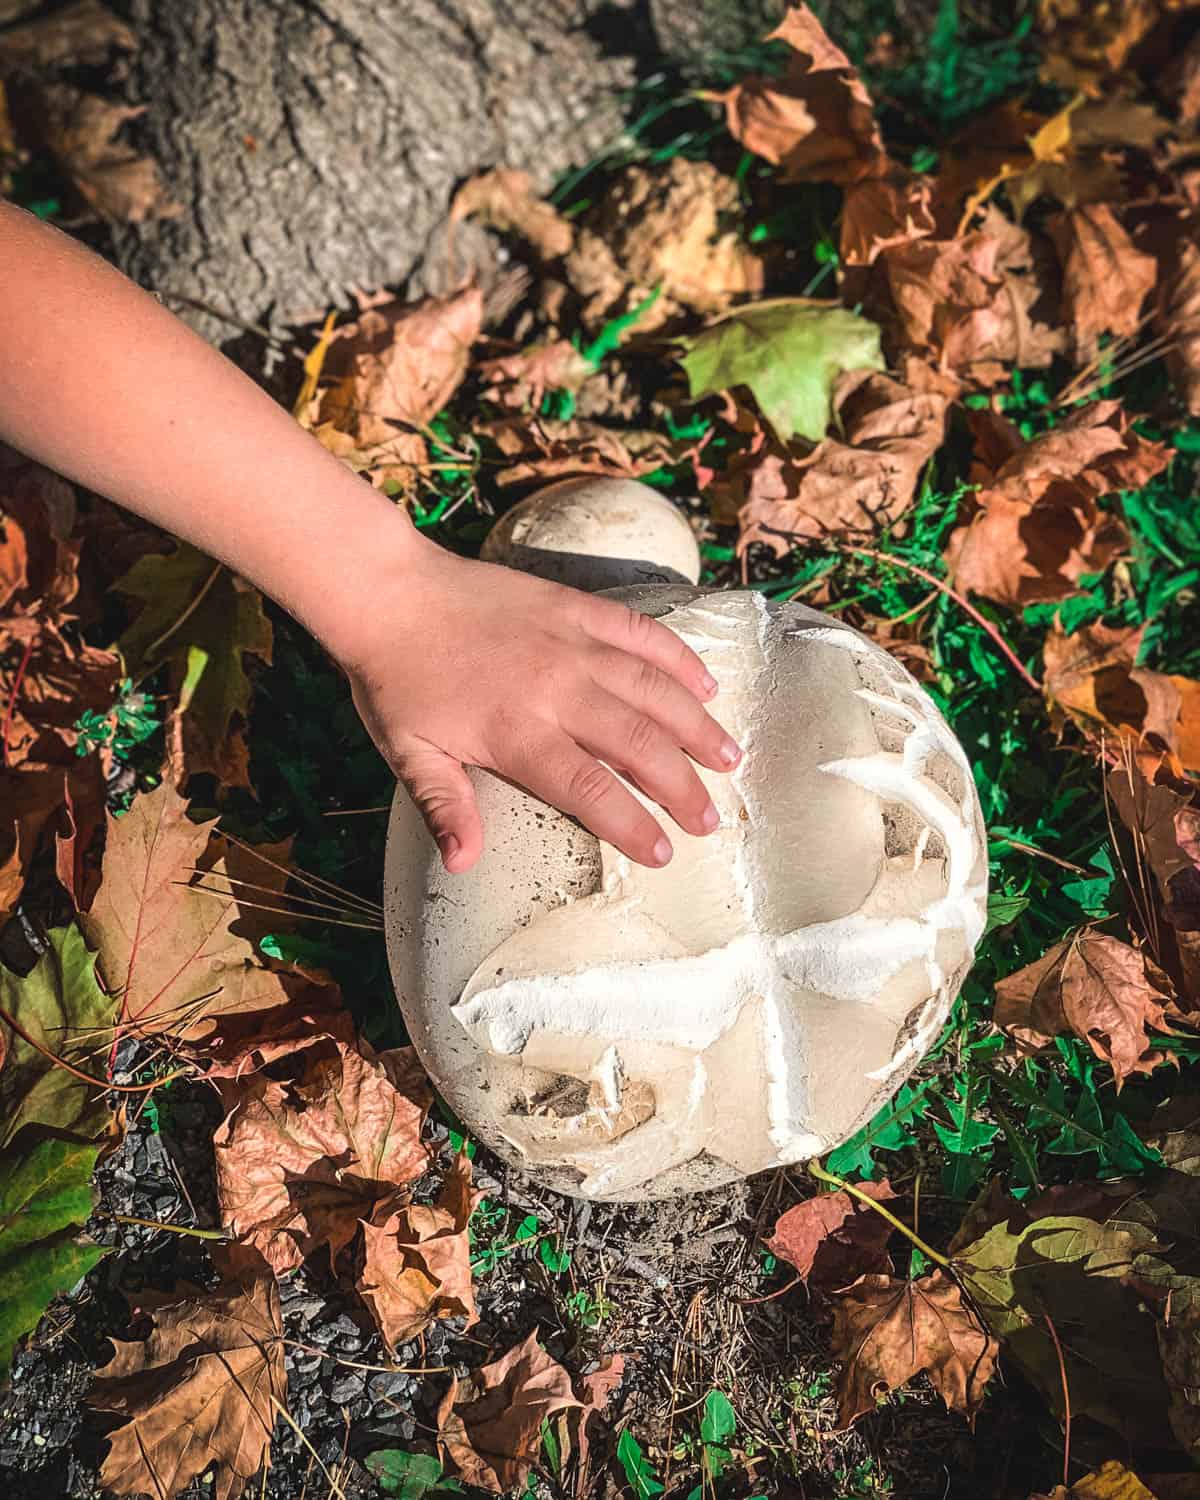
top-left (994, 930), bottom-right (1176, 1086)
top-left (840, 171), bottom-right (934, 267)
top-left (568, 1355), bottom-right (626, 1500)
top-left (476, 340), bottom-right (593, 413)
top-left (0, 764), bottom-right (71, 920)
top-left (1037, 0), bottom-right (1173, 95)
top-left (213, 1032), bottom-right (431, 1274)
top-left (451, 168), bottom-right (574, 260)
top-left (732, 368), bottom-right (949, 555)
top-left (89, 1243), bottom-right (286, 1500)
top-left (945, 400), bottom-right (1169, 606)
top-left (479, 417), bottom-right (673, 487)
top-left (830, 1269), bottom-right (998, 1427)
top-left (1043, 622), bottom-right (1200, 773)
top-left (719, 4), bottom-right (887, 185)
top-left (1048, 203), bottom-right (1157, 363)
top-left (881, 215), bottom-right (1063, 388)
top-left (311, 287), bottom-right (483, 445)
top-left (358, 1151), bottom-right (479, 1348)
top-left (766, 1181), bottom-right (897, 1294)
top-left (1155, 227), bottom-right (1200, 416)
top-left (80, 780), bottom-right (298, 1041)
top-left (437, 1331), bottom-right (582, 1493)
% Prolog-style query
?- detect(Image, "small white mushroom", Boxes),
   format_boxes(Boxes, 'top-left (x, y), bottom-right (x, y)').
top-left (385, 586), bottom-right (988, 1202)
top-left (480, 476), bottom-right (702, 590)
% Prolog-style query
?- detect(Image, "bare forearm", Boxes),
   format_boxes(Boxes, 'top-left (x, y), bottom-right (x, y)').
top-left (0, 202), bottom-right (414, 660)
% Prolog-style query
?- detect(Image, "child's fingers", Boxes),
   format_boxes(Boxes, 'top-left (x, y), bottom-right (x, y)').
top-left (566, 687), bottom-right (716, 837)
top-left (502, 728), bottom-right (674, 868)
top-left (579, 594), bottom-right (718, 704)
top-left (586, 647), bottom-right (741, 774)
top-left (392, 742), bottom-right (483, 873)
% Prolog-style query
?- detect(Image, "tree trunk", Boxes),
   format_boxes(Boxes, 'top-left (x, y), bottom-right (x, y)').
top-left (105, 0), bottom-right (655, 338)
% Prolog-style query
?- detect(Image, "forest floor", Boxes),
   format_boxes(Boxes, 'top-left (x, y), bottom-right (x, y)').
top-left (3, 1), bottom-right (1200, 1499)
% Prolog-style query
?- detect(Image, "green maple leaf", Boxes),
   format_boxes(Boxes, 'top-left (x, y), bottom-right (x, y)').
top-left (114, 543), bottom-right (272, 785)
top-left (0, 1137), bottom-right (106, 1378)
top-left (676, 301), bottom-right (884, 443)
top-left (0, 925), bottom-right (119, 1153)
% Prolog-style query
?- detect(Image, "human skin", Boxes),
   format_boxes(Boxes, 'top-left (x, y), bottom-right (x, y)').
top-left (0, 203), bottom-right (740, 871)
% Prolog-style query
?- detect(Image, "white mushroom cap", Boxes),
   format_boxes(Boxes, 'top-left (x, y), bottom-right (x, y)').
top-left (481, 476), bottom-right (702, 591)
top-left (384, 588), bottom-right (987, 1202)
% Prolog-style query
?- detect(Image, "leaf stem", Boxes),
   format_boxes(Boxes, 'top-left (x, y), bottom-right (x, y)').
top-left (0, 1001), bottom-right (189, 1093)
top-left (102, 1212), bottom-right (228, 1241)
top-left (807, 1160), bottom-right (951, 1271)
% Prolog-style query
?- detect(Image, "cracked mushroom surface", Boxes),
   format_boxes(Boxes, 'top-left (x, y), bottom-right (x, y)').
top-left (385, 588), bottom-right (987, 1201)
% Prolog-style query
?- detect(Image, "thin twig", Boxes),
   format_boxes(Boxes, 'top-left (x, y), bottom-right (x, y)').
top-left (0, 1002), bottom-right (188, 1092)
top-left (320, 805), bottom-right (390, 816)
top-left (220, 831), bottom-right (382, 915)
top-left (102, 1212), bottom-right (228, 1241)
top-left (183, 884), bottom-right (383, 930)
top-left (184, 870), bottom-right (374, 921)
top-left (281, 1339), bottom-right (450, 1376)
top-left (1043, 1311), bottom-right (1072, 1487)
top-left (808, 1160), bottom-right (951, 1269)
top-left (990, 836), bottom-right (1090, 875)
top-left (847, 546), bottom-right (1041, 693)
top-left (733, 1273), bottom-right (803, 1307)
top-left (144, 562), bottom-right (223, 660)
top-left (270, 1397), bottom-right (347, 1500)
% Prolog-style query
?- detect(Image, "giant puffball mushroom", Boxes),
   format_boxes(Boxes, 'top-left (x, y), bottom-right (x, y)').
top-left (480, 476), bottom-right (702, 591)
top-left (385, 580), bottom-right (988, 1202)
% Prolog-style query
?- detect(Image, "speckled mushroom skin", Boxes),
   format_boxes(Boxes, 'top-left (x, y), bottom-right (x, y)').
top-left (385, 586), bottom-right (988, 1202)
top-left (480, 477), bottom-right (702, 591)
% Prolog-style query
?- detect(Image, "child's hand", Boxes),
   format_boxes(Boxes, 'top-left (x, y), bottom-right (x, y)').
top-left (338, 531), bottom-right (741, 873)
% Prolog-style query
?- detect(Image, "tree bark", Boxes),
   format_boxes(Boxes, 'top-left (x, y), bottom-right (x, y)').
top-left (105, 0), bottom-right (656, 338)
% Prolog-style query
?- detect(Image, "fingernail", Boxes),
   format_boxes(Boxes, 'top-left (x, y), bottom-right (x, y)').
top-left (438, 833), bottom-right (460, 866)
top-left (701, 671), bottom-right (719, 697)
top-left (720, 737), bottom-right (742, 766)
top-left (701, 803), bottom-right (720, 832)
top-left (652, 835), bottom-right (673, 866)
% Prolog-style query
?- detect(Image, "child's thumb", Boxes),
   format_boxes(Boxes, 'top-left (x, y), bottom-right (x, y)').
top-left (392, 745), bottom-right (483, 874)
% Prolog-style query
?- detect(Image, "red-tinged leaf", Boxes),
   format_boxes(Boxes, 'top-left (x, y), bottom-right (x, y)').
top-left (766, 1180), bottom-right (897, 1293)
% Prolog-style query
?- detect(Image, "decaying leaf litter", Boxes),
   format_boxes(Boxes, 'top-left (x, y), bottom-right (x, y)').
top-left (4, 0), bottom-right (1200, 1496)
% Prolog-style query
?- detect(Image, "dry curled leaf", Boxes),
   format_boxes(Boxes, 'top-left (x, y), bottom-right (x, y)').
top-left (89, 1243), bottom-right (285, 1500)
top-left (1049, 203), bottom-right (1157, 363)
top-left (213, 1031), bottom-right (431, 1275)
top-left (994, 930), bottom-right (1176, 1085)
top-left (1155, 230), bottom-right (1200, 416)
top-left (476, 340), bottom-right (593, 413)
top-left (945, 400), bottom-right (1169, 606)
top-left (437, 1331), bottom-right (581, 1493)
top-left (451, 168), bottom-right (573, 260)
top-left (358, 1151), bottom-right (478, 1349)
top-left (840, 170), bottom-right (934, 267)
top-left (1044, 622), bottom-right (1200, 773)
top-left (830, 1269), bottom-right (998, 1428)
top-left (766, 1181), bottom-right (897, 1293)
top-left (1037, 0), bottom-right (1179, 94)
top-left (479, 417), bottom-right (673, 487)
top-left (719, 4), bottom-right (886, 185)
top-left (732, 368), bottom-right (948, 555)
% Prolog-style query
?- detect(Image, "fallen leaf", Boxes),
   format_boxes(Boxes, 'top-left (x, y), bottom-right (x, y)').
top-left (1155, 230), bottom-right (1200, 416)
top-left (954, 1208), bottom-right (1171, 1443)
top-left (313, 288), bottom-right (483, 442)
top-left (114, 544), bottom-right (271, 787)
top-left (882, 216), bottom-right (1064, 388)
top-left (840, 170), bottom-right (934, 267)
top-left (437, 1331), bottom-right (581, 1493)
top-left (945, 400), bottom-right (1170, 605)
top-left (213, 1031), bottom-right (430, 1274)
top-left (0, 452), bottom-right (81, 617)
top-left (479, 417), bottom-right (673, 486)
top-left (0, 923), bottom-right (119, 1151)
top-left (90, 1242), bottom-right (286, 1500)
top-left (451, 168), bottom-right (573, 260)
top-left (564, 159), bottom-right (763, 328)
top-left (80, 780), bottom-right (296, 1041)
top-left (678, 300), bottom-right (884, 443)
top-left (569, 1354), bottom-right (626, 1499)
top-left (1037, 0), bottom-right (1169, 94)
top-left (766, 1181), bottom-right (897, 1293)
top-left (192, 985), bottom-right (357, 1081)
top-left (0, 0), bottom-right (134, 71)
top-left (0, 764), bottom-right (70, 919)
top-left (358, 1151), bottom-right (479, 1348)
top-left (20, 83), bottom-right (177, 222)
top-left (829, 1269), bottom-right (997, 1427)
top-left (1049, 204), bottom-right (1157, 362)
top-left (0, 619), bottom-right (120, 770)
top-left (994, 930), bottom-right (1175, 1085)
top-left (0, 1135), bottom-right (105, 1379)
top-left (719, 4), bottom-right (887, 185)
top-left (1157, 1304), bottom-right (1200, 1461)
top-left (1031, 1460), bottom-right (1161, 1499)
top-left (1044, 623), bottom-right (1200, 772)
top-left (731, 368), bottom-right (948, 554)
top-left (477, 340), bottom-right (593, 412)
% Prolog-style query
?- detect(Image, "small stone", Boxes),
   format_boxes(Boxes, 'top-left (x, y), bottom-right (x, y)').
top-left (327, 1371), bottom-right (365, 1404)
top-left (367, 1370), bottom-right (411, 1401)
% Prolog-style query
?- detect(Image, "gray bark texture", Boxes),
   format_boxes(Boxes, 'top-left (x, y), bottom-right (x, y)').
top-left (98, 0), bottom-right (781, 341)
